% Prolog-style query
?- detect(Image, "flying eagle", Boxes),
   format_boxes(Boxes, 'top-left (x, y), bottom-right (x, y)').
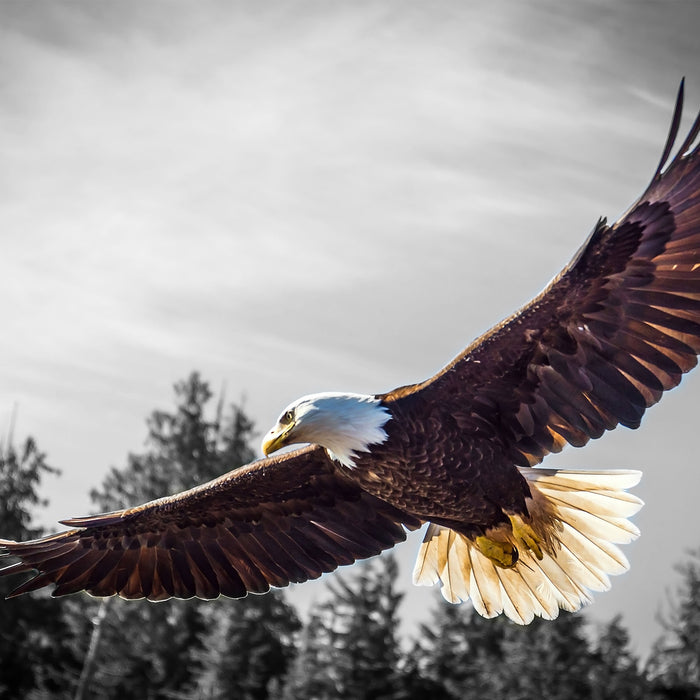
top-left (2, 83), bottom-right (700, 625)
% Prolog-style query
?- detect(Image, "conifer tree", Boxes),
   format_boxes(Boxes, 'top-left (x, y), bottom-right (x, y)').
top-left (498, 612), bottom-right (596, 700)
top-left (281, 607), bottom-right (339, 700)
top-left (0, 436), bottom-right (80, 698)
top-left (588, 616), bottom-right (650, 700)
top-left (647, 549), bottom-right (700, 699)
top-left (90, 372), bottom-right (255, 510)
top-left (413, 594), bottom-right (509, 697)
top-left (417, 596), bottom-right (654, 700)
top-left (282, 554), bottom-right (405, 700)
top-left (192, 592), bottom-right (301, 700)
top-left (327, 554), bottom-right (404, 699)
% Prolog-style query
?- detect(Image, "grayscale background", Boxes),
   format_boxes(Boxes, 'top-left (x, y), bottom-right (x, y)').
top-left (2, 0), bottom-right (700, 659)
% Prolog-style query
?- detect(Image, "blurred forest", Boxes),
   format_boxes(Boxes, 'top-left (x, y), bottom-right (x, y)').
top-left (1, 372), bottom-right (699, 699)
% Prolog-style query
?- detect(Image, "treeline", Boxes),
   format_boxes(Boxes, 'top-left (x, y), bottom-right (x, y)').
top-left (1, 373), bottom-right (698, 699)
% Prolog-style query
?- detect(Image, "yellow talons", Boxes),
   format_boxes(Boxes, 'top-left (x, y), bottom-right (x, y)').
top-left (508, 514), bottom-right (544, 560)
top-left (475, 535), bottom-right (519, 568)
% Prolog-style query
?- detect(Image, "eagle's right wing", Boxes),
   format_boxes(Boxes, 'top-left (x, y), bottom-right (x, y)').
top-left (0, 445), bottom-right (420, 600)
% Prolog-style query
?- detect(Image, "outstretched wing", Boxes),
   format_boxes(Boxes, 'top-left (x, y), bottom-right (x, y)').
top-left (385, 81), bottom-right (700, 469)
top-left (0, 445), bottom-right (421, 600)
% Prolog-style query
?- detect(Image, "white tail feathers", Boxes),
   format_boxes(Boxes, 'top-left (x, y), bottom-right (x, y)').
top-left (412, 468), bottom-right (643, 624)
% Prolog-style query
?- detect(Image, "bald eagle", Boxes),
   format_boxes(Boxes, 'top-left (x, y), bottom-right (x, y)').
top-left (2, 83), bottom-right (700, 625)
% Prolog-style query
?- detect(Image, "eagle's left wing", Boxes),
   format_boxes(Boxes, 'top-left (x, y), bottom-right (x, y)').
top-left (384, 82), bottom-right (700, 470)
top-left (0, 445), bottom-right (420, 600)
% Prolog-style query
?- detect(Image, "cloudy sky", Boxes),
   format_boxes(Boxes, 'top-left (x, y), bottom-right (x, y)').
top-left (2, 0), bottom-right (700, 656)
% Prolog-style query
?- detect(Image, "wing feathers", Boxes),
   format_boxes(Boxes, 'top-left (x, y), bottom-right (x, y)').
top-left (198, 539), bottom-right (247, 598)
top-left (388, 85), bottom-right (700, 470)
top-left (182, 539), bottom-right (221, 599)
top-left (651, 78), bottom-right (686, 182)
top-left (0, 446), bottom-right (419, 601)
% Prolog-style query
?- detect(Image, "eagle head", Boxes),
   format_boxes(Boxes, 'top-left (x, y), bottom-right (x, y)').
top-left (261, 392), bottom-right (391, 468)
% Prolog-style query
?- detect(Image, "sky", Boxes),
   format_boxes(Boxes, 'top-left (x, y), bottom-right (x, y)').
top-left (2, 0), bottom-right (700, 658)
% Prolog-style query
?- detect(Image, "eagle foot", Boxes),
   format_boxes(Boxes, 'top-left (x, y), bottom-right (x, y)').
top-left (475, 535), bottom-right (519, 568)
top-left (508, 514), bottom-right (544, 560)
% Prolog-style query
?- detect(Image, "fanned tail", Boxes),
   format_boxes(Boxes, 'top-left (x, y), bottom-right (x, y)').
top-left (412, 468), bottom-right (643, 624)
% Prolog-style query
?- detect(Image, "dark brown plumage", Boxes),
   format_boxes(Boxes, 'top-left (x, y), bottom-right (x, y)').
top-left (2, 82), bottom-right (700, 622)
top-left (2, 446), bottom-right (420, 600)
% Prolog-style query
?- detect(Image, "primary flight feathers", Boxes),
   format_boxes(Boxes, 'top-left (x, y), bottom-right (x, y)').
top-left (2, 82), bottom-right (700, 623)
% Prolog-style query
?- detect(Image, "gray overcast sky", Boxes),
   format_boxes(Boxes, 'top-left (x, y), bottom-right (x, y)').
top-left (2, 0), bottom-right (700, 657)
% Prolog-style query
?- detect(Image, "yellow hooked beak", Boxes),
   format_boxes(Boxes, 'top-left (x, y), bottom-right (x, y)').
top-left (262, 422), bottom-right (296, 456)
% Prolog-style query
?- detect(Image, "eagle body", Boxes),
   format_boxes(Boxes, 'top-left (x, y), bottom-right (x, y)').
top-left (2, 82), bottom-right (700, 624)
top-left (348, 396), bottom-right (531, 533)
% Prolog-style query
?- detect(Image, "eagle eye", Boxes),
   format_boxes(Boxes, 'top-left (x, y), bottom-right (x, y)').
top-left (281, 410), bottom-right (294, 425)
